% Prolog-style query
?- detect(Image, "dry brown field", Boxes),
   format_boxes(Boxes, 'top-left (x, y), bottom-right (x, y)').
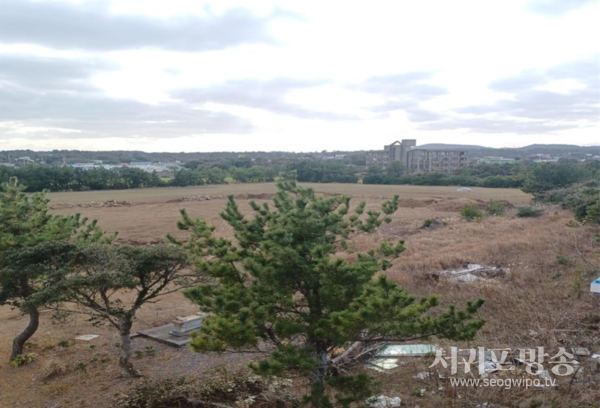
top-left (2, 183), bottom-right (599, 407)
top-left (46, 183), bottom-right (532, 245)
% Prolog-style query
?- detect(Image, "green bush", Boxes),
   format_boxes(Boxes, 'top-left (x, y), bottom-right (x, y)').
top-left (10, 354), bottom-right (36, 367)
top-left (486, 201), bottom-right (506, 216)
top-left (57, 340), bottom-right (71, 348)
top-left (516, 206), bottom-right (544, 218)
top-left (580, 199), bottom-right (600, 225)
top-left (556, 255), bottom-right (572, 265)
top-left (421, 219), bottom-right (435, 228)
top-left (461, 204), bottom-right (483, 221)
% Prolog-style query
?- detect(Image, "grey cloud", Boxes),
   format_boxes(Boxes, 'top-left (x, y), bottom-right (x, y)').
top-left (0, 56), bottom-right (252, 139)
top-left (357, 72), bottom-right (448, 123)
top-left (173, 78), bottom-right (356, 120)
top-left (421, 117), bottom-right (574, 134)
top-left (405, 108), bottom-right (442, 122)
top-left (488, 72), bottom-right (547, 93)
top-left (456, 89), bottom-right (598, 121)
top-left (526, 0), bottom-right (596, 16)
top-left (0, 54), bottom-right (113, 91)
top-left (359, 72), bottom-right (447, 98)
top-left (369, 100), bottom-right (413, 113)
top-left (0, 86), bottom-right (253, 139)
top-left (458, 56), bottom-right (599, 122)
top-left (0, 0), bottom-right (294, 51)
top-left (420, 56), bottom-right (599, 134)
top-left (0, 56), bottom-right (349, 141)
top-left (548, 57), bottom-right (600, 79)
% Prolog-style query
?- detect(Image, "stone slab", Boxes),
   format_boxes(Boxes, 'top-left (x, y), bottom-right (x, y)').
top-left (137, 324), bottom-right (191, 347)
top-left (75, 334), bottom-right (99, 341)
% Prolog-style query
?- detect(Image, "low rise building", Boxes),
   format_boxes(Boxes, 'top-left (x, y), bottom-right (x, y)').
top-left (406, 149), bottom-right (468, 174)
top-left (366, 139), bottom-right (416, 166)
top-left (367, 140), bottom-right (468, 174)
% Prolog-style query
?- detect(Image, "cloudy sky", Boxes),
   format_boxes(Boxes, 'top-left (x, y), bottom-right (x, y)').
top-left (0, 0), bottom-right (598, 152)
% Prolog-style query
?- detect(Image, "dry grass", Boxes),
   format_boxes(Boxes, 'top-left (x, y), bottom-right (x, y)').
top-left (3, 184), bottom-right (600, 407)
top-left (368, 209), bottom-right (600, 407)
top-left (47, 182), bottom-right (532, 205)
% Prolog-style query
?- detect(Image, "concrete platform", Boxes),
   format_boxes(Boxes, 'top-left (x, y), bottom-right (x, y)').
top-left (137, 323), bottom-right (192, 347)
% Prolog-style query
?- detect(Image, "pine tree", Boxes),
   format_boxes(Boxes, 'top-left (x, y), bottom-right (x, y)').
top-left (170, 182), bottom-right (484, 407)
top-left (0, 178), bottom-right (114, 361)
top-left (53, 244), bottom-right (191, 377)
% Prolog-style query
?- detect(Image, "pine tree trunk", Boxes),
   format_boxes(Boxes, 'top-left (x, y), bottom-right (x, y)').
top-left (10, 306), bottom-right (39, 361)
top-left (309, 349), bottom-right (329, 408)
top-left (118, 317), bottom-right (142, 377)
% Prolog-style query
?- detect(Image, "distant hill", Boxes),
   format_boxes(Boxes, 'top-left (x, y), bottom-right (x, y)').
top-left (416, 143), bottom-right (486, 150)
top-left (416, 143), bottom-right (600, 158)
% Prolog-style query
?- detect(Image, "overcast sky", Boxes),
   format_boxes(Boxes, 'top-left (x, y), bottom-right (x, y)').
top-left (0, 0), bottom-right (598, 152)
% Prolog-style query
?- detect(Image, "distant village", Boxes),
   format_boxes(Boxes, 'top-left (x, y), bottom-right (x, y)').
top-left (0, 157), bottom-right (184, 175)
top-left (1, 140), bottom-right (599, 176)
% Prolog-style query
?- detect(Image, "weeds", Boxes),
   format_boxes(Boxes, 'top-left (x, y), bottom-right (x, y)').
top-left (58, 340), bottom-right (71, 348)
top-left (486, 201), bottom-right (506, 216)
top-left (24, 341), bottom-right (39, 349)
top-left (461, 204), bottom-right (483, 221)
top-left (10, 354), bottom-right (36, 367)
top-left (134, 346), bottom-right (156, 360)
top-left (114, 369), bottom-right (297, 408)
top-left (516, 206), bottom-right (544, 218)
top-left (40, 358), bottom-right (69, 380)
top-left (421, 219), bottom-right (435, 228)
top-left (51, 310), bottom-right (73, 325)
top-left (556, 254), bottom-right (572, 265)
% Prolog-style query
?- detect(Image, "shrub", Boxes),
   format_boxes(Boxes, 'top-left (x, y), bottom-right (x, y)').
top-left (10, 354), bottom-right (36, 367)
top-left (486, 201), bottom-right (506, 216)
top-left (516, 206), bottom-right (544, 218)
top-left (421, 219), bottom-right (435, 228)
top-left (144, 346), bottom-right (156, 358)
top-left (51, 309), bottom-right (74, 325)
top-left (40, 358), bottom-right (68, 380)
top-left (583, 200), bottom-right (600, 225)
top-left (114, 369), bottom-right (296, 408)
top-left (461, 204), bottom-right (483, 221)
top-left (57, 340), bottom-right (71, 348)
top-left (24, 341), bottom-right (39, 349)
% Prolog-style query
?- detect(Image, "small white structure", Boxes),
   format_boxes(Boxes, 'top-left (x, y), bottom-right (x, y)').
top-left (591, 278), bottom-right (600, 294)
top-left (169, 313), bottom-right (207, 337)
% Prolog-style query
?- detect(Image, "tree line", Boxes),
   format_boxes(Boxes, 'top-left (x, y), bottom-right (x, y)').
top-left (0, 165), bottom-right (281, 192)
top-left (520, 161), bottom-right (600, 224)
top-left (0, 165), bottom-right (163, 192)
top-left (3, 159), bottom-right (599, 200)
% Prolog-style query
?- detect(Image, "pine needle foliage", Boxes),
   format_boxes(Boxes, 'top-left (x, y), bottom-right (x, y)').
top-left (170, 182), bottom-right (484, 407)
top-left (0, 178), bottom-right (114, 361)
top-left (50, 244), bottom-right (191, 377)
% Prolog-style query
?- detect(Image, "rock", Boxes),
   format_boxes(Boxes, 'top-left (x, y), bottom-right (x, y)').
top-left (367, 395), bottom-right (402, 407)
top-left (572, 347), bottom-right (590, 357)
